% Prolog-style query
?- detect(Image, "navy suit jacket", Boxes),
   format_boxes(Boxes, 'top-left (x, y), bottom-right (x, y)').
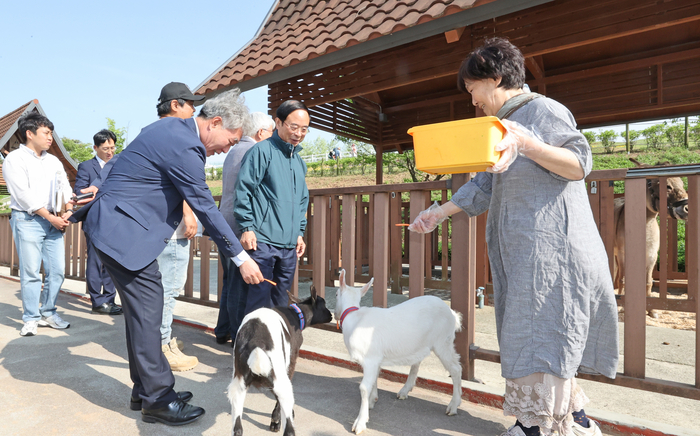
top-left (74, 157), bottom-right (102, 194)
top-left (77, 117), bottom-right (244, 271)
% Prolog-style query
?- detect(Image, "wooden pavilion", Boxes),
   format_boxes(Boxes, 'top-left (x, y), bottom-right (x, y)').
top-left (196, 0), bottom-right (700, 183)
top-left (0, 100), bottom-right (79, 186)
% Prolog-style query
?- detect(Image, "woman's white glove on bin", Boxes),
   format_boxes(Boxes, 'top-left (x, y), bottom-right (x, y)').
top-left (487, 119), bottom-right (533, 173)
top-left (408, 201), bottom-right (448, 233)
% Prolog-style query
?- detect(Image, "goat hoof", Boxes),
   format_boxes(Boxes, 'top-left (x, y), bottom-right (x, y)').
top-left (352, 422), bottom-right (367, 434)
top-left (446, 403), bottom-right (459, 415)
top-left (270, 420), bottom-right (281, 432)
top-left (397, 390), bottom-right (409, 400)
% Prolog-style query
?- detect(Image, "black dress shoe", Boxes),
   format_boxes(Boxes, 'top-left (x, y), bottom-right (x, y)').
top-left (91, 303), bottom-right (123, 315)
top-left (141, 399), bottom-right (204, 426)
top-left (130, 391), bottom-right (193, 411)
top-left (109, 303), bottom-right (123, 314)
top-left (215, 332), bottom-right (231, 344)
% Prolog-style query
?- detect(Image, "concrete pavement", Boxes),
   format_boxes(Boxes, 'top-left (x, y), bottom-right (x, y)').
top-left (0, 268), bottom-right (698, 436)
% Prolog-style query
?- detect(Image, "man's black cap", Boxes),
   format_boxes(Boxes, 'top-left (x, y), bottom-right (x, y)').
top-left (158, 82), bottom-right (206, 106)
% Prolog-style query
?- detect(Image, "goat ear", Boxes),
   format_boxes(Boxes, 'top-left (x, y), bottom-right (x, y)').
top-left (310, 285), bottom-right (318, 303)
top-left (361, 278), bottom-right (374, 297)
top-left (287, 290), bottom-right (300, 305)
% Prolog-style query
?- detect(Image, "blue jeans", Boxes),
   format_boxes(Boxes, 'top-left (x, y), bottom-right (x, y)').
top-left (156, 238), bottom-right (190, 345)
top-left (10, 210), bottom-right (65, 322)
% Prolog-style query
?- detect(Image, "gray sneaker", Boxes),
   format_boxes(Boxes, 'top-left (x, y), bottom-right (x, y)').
top-left (20, 320), bottom-right (39, 336)
top-left (39, 314), bottom-right (70, 329)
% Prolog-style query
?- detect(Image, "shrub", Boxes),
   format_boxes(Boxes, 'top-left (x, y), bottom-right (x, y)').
top-left (664, 120), bottom-right (685, 148)
top-left (642, 124), bottom-right (665, 150)
top-left (597, 130), bottom-right (618, 153)
top-left (628, 130), bottom-right (641, 153)
top-left (582, 131), bottom-right (597, 147)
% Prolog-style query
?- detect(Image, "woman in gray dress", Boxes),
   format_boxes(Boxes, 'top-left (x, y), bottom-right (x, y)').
top-left (409, 38), bottom-right (619, 436)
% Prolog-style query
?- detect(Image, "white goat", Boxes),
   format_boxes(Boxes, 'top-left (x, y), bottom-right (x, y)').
top-left (334, 269), bottom-right (463, 434)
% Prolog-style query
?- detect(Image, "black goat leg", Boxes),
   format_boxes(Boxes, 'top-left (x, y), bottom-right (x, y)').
top-left (270, 399), bottom-right (281, 432)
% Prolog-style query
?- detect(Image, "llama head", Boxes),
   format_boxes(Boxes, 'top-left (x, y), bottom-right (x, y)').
top-left (335, 269), bottom-right (374, 319)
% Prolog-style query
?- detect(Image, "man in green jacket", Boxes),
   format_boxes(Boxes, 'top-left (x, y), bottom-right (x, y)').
top-left (232, 100), bottom-right (310, 323)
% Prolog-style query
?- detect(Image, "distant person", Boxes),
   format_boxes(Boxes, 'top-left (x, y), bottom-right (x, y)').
top-left (215, 111), bottom-right (275, 345)
top-left (333, 146), bottom-right (341, 160)
top-left (351, 143), bottom-right (357, 157)
top-left (74, 129), bottom-right (122, 315)
top-left (4, 112), bottom-right (73, 336)
top-left (233, 100), bottom-right (310, 319)
top-left (71, 88), bottom-right (263, 426)
top-left (154, 82), bottom-right (204, 372)
top-left (328, 149), bottom-right (335, 160)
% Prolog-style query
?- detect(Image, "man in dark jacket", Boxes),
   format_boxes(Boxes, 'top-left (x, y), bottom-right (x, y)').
top-left (73, 129), bottom-right (122, 315)
top-left (233, 100), bottom-right (310, 317)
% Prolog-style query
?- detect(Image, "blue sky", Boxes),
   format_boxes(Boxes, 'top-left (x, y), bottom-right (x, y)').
top-left (0, 0), bottom-right (331, 165)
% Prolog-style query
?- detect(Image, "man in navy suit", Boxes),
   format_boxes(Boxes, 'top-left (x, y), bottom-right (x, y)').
top-left (73, 129), bottom-right (122, 315)
top-left (73, 88), bottom-right (263, 426)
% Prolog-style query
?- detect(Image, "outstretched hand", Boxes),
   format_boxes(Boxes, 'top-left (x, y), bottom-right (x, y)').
top-left (408, 202), bottom-right (448, 233)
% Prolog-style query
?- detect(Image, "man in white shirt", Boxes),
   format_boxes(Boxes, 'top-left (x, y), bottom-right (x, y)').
top-left (74, 129), bottom-right (122, 315)
top-left (3, 112), bottom-right (73, 336)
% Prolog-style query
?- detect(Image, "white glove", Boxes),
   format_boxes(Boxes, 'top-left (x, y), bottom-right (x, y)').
top-left (487, 119), bottom-right (533, 173)
top-left (408, 201), bottom-right (448, 233)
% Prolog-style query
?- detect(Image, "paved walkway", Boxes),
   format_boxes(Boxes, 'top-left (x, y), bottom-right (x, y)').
top-left (0, 269), bottom-right (697, 436)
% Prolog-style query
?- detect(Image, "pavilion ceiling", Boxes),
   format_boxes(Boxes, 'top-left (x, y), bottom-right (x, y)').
top-left (268, 0), bottom-right (700, 153)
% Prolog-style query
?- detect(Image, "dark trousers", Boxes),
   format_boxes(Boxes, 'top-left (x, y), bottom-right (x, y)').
top-left (84, 232), bottom-right (116, 307)
top-left (95, 246), bottom-right (177, 409)
top-left (235, 243), bottom-right (297, 331)
top-left (214, 253), bottom-right (248, 341)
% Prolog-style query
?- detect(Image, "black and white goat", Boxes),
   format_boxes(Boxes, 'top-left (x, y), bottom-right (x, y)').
top-left (335, 269), bottom-right (463, 434)
top-left (229, 286), bottom-right (332, 436)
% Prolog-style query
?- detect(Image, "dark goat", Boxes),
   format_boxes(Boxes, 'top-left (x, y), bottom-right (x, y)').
top-left (229, 286), bottom-right (332, 436)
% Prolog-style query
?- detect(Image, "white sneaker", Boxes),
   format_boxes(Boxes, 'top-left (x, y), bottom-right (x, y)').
top-left (501, 425), bottom-right (527, 436)
top-left (39, 314), bottom-right (70, 329)
top-left (20, 320), bottom-right (39, 336)
top-left (572, 420), bottom-right (602, 436)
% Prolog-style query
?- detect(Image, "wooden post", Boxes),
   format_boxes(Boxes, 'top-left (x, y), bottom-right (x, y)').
top-left (450, 173), bottom-right (476, 381)
top-left (355, 195), bottom-right (364, 283)
top-left (389, 192), bottom-right (402, 293)
top-left (685, 175), bottom-right (700, 388)
top-left (375, 151), bottom-right (383, 185)
top-left (623, 177), bottom-right (647, 378)
top-left (372, 192), bottom-right (390, 308)
top-left (408, 190), bottom-right (427, 298)
top-left (625, 123), bottom-right (630, 153)
top-left (685, 116), bottom-right (689, 148)
top-left (312, 195), bottom-right (328, 297)
top-left (658, 177), bottom-right (668, 301)
top-left (342, 194), bottom-right (356, 286)
top-left (330, 195), bottom-right (341, 284)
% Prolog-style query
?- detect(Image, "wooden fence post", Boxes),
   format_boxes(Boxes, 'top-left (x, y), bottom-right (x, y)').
top-left (312, 195), bottom-right (328, 297)
top-left (624, 177), bottom-right (647, 378)
top-left (342, 194), bottom-right (356, 286)
top-left (408, 190), bottom-right (427, 299)
top-left (373, 192), bottom-right (389, 307)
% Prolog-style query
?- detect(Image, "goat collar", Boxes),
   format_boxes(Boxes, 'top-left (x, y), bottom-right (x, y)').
top-left (289, 304), bottom-right (305, 330)
top-left (337, 306), bottom-right (359, 330)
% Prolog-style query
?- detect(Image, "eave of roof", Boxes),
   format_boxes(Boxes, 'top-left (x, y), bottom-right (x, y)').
top-left (196, 0), bottom-right (554, 97)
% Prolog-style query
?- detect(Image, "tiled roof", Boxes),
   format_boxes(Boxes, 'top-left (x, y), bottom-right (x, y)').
top-left (0, 100), bottom-right (33, 143)
top-left (197, 0), bottom-right (478, 94)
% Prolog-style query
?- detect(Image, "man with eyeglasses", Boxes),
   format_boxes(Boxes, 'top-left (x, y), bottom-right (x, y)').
top-left (233, 100), bottom-right (310, 319)
top-left (74, 129), bottom-right (122, 315)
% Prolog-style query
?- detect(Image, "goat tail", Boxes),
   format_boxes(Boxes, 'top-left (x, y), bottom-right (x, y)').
top-left (451, 310), bottom-right (463, 333)
top-left (248, 347), bottom-right (273, 377)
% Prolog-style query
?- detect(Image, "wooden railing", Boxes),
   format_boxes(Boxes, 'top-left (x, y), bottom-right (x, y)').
top-left (0, 167), bottom-right (698, 401)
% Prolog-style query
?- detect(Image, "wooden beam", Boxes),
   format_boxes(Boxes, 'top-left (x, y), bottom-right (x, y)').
top-left (312, 195), bottom-right (328, 297)
top-left (444, 26), bottom-right (466, 44)
top-left (525, 56), bottom-right (545, 80)
top-left (372, 193), bottom-right (390, 308)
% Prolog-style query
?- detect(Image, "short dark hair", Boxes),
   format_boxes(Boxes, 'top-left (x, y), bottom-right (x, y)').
top-left (17, 112), bottom-right (54, 144)
top-left (156, 98), bottom-right (186, 117)
top-left (276, 100), bottom-right (309, 122)
top-left (93, 129), bottom-right (117, 147)
top-left (457, 37), bottom-right (526, 92)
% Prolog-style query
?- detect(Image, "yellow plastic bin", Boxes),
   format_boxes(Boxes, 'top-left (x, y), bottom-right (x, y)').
top-left (407, 116), bottom-right (506, 174)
